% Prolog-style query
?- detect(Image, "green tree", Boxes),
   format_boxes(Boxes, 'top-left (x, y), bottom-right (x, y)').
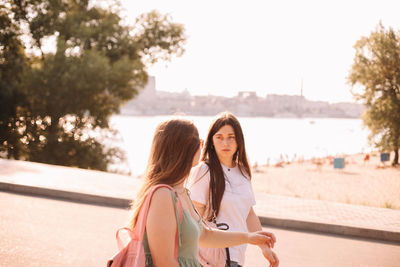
top-left (0, 0), bottom-right (186, 171)
top-left (0, 4), bottom-right (28, 160)
top-left (348, 23), bottom-right (400, 166)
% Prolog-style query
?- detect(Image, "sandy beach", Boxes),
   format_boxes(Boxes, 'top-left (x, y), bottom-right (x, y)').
top-left (251, 152), bottom-right (400, 210)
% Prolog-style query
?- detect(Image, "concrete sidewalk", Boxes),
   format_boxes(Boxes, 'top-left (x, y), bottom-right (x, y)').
top-left (1, 159), bottom-right (399, 243)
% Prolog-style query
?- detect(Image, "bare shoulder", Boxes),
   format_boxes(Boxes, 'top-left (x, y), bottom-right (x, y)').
top-left (147, 187), bottom-right (176, 220)
top-left (151, 187), bottom-right (174, 203)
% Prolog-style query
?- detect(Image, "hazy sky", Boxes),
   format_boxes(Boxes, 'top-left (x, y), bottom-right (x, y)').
top-left (120, 0), bottom-right (400, 103)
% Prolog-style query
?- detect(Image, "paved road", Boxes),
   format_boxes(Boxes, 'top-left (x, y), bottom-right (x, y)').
top-left (246, 227), bottom-right (400, 267)
top-left (1, 192), bottom-right (399, 267)
top-left (0, 192), bottom-right (129, 266)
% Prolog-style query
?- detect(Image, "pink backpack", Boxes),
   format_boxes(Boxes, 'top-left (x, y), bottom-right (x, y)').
top-left (107, 184), bottom-right (183, 267)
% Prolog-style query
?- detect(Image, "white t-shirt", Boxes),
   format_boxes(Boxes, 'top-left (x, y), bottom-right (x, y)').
top-left (187, 162), bottom-right (256, 266)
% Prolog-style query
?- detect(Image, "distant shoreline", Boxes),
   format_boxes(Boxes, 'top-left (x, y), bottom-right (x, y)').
top-left (121, 85), bottom-right (364, 118)
top-left (116, 113), bottom-right (362, 119)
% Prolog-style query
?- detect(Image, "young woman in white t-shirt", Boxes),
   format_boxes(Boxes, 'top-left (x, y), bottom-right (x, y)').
top-left (188, 112), bottom-right (279, 267)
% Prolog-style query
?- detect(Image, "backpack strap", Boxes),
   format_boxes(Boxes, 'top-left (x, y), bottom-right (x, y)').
top-left (170, 190), bottom-right (183, 252)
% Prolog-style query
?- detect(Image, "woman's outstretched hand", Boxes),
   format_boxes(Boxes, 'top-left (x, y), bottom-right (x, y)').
top-left (248, 231), bottom-right (276, 248)
top-left (260, 244), bottom-right (279, 267)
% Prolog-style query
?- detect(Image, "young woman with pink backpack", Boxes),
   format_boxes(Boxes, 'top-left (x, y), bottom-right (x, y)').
top-left (108, 118), bottom-right (275, 267)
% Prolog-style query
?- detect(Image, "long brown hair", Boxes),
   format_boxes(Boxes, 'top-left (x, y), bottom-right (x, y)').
top-left (201, 112), bottom-right (252, 221)
top-left (128, 118), bottom-right (200, 228)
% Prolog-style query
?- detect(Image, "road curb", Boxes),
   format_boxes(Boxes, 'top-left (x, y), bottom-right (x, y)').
top-left (259, 216), bottom-right (400, 243)
top-left (1, 181), bottom-right (399, 243)
top-left (0, 182), bottom-right (131, 208)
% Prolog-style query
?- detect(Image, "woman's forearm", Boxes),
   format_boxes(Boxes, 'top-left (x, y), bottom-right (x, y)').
top-left (199, 226), bottom-right (249, 248)
top-left (246, 207), bottom-right (263, 232)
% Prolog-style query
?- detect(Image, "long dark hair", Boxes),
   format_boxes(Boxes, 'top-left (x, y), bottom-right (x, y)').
top-left (129, 118), bottom-right (200, 228)
top-left (201, 112), bottom-right (251, 221)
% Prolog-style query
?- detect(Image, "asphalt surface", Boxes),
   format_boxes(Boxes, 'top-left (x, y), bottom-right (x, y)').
top-left (2, 192), bottom-right (400, 267)
top-left (0, 192), bottom-right (128, 266)
top-left (1, 158), bottom-right (399, 243)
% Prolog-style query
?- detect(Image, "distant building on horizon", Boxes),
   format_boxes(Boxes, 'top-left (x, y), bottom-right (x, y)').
top-left (120, 76), bottom-right (364, 118)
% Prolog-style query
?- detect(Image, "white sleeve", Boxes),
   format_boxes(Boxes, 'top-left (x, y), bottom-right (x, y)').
top-left (187, 163), bottom-right (210, 205)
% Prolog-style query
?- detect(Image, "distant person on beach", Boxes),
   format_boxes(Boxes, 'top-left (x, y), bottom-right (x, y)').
top-left (127, 119), bottom-right (276, 267)
top-left (188, 112), bottom-right (279, 267)
top-left (364, 153), bottom-right (370, 164)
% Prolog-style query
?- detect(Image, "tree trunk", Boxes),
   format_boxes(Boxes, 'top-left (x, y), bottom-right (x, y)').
top-left (392, 148), bottom-right (399, 166)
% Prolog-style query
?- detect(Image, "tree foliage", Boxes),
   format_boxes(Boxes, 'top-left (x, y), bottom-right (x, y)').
top-left (0, 0), bottom-right (186, 171)
top-left (348, 23), bottom-right (400, 166)
top-left (0, 3), bottom-right (27, 160)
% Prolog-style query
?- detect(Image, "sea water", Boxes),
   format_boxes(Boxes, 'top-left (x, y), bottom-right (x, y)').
top-left (109, 115), bottom-right (370, 176)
